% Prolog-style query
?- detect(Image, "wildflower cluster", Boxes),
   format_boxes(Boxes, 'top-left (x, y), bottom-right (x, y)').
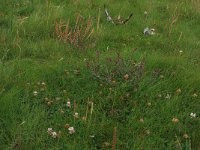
top-left (47, 128), bottom-right (59, 138)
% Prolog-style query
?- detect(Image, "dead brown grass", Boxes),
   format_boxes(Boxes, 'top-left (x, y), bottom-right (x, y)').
top-left (112, 127), bottom-right (117, 150)
top-left (191, 0), bottom-right (200, 13)
top-left (167, 6), bottom-right (180, 36)
top-left (55, 14), bottom-right (94, 49)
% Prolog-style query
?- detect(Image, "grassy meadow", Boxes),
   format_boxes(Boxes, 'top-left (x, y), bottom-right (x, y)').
top-left (0, 0), bottom-right (200, 149)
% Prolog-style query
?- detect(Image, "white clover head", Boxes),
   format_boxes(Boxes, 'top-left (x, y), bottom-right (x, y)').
top-left (47, 128), bottom-right (53, 135)
top-left (52, 132), bottom-right (57, 138)
top-left (68, 127), bottom-right (75, 134)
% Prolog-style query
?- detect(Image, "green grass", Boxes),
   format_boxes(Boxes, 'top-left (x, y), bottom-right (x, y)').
top-left (0, 0), bottom-right (200, 149)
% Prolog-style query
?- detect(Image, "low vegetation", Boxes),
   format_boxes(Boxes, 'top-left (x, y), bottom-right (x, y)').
top-left (0, 0), bottom-right (200, 149)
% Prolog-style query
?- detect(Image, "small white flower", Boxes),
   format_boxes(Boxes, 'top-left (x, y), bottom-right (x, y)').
top-left (179, 50), bottom-right (183, 53)
top-left (144, 11), bottom-right (148, 15)
top-left (147, 102), bottom-right (152, 106)
top-left (47, 128), bottom-right (53, 135)
top-left (52, 131), bottom-right (57, 138)
top-left (192, 93), bottom-right (198, 98)
top-left (172, 117), bottom-right (179, 123)
top-left (150, 29), bottom-right (155, 35)
top-left (146, 130), bottom-right (150, 135)
top-left (165, 94), bottom-right (171, 99)
top-left (74, 112), bottom-right (78, 118)
top-left (33, 91), bottom-right (38, 96)
top-left (67, 101), bottom-right (71, 107)
top-left (68, 127), bottom-right (75, 134)
top-left (190, 113), bottom-right (197, 118)
top-left (41, 82), bottom-right (46, 86)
